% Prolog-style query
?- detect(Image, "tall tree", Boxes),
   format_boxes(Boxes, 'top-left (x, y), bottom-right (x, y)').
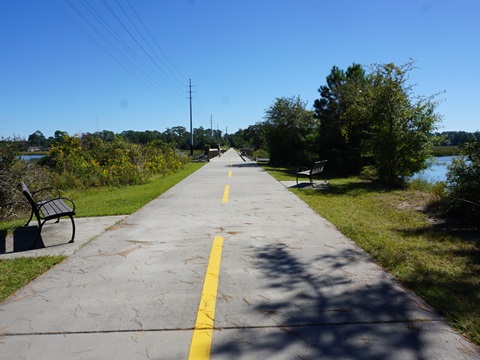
top-left (263, 96), bottom-right (317, 165)
top-left (365, 61), bottom-right (441, 184)
top-left (163, 126), bottom-right (190, 149)
top-left (93, 130), bottom-right (115, 142)
top-left (243, 124), bottom-right (266, 150)
top-left (315, 61), bottom-right (441, 183)
top-left (193, 126), bottom-right (209, 150)
top-left (314, 64), bottom-right (368, 175)
top-left (27, 130), bottom-right (47, 148)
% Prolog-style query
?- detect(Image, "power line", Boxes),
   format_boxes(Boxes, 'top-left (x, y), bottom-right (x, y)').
top-left (100, 0), bottom-right (183, 94)
top-left (78, 0), bottom-right (182, 97)
top-left (192, 88), bottom-right (211, 127)
top-left (53, 0), bottom-right (187, 103)
top-left (52, 0), bottom-right (169, 99)
top-left (121, 0), bottom-right (187, 89)
top-left (52, 1), bottom-right (215, 131)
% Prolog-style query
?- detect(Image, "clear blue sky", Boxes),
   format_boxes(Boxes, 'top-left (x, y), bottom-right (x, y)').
top-left (1, 0), bottom-right (479, 139)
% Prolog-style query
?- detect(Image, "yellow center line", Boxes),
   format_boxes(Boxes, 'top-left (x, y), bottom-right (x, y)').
top-left (188, 236), bottom-right (225, 360)
top-left (222, 185), bottom-right (230, 203)
top-left (227, 171), bottom-right (232, 178)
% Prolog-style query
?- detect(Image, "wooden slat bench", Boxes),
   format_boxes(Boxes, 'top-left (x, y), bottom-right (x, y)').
top-left (20, 182), bottom-right (76, 249)
top-left (296, 160), bottom-right (328, 185)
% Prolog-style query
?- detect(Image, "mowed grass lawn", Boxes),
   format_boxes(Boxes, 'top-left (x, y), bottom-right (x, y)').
top-left (264, 165), bottom-right (480, 345)
top-left (0, 162), bottom-right (205, 302)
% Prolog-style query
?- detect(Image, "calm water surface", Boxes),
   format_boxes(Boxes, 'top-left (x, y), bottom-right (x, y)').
top-left (19, 154), bottom-right (45, 161)
top-left (413, 156), bottom-right (458, 183)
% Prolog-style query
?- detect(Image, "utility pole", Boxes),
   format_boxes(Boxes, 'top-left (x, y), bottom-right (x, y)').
top-left (210, 115), bottom-right (213, 139)
top-left (189, 79), bottom-right (193, 156)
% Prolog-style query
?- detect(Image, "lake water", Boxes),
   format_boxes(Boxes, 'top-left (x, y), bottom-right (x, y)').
top-left (19, 154), bottom-right (46, 161)
top-left (412, 156), bottom-right (457, 183)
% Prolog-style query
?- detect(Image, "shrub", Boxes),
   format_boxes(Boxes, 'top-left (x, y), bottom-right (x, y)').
top-left (46, 134), bottom-right (189, 189)
top-left (1, 140), bottom-right (53, 219)
top-left (0, 134), bottom-right (190, 219)
top-left (445, 140), bottom-right (480, 223)
top-left (255, 149), bottom-right (269, 159)
top-left (263, 96), bottom-right (318, 165)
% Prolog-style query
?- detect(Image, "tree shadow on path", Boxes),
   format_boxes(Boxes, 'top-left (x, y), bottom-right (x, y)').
top-left (211, 241), bottom-right (471, 359)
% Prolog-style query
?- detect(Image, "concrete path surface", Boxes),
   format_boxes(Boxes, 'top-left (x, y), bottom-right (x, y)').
top-left (1, 216), bottom-right (127, 259)
top-left (1, 149), bottom-right (479, 359)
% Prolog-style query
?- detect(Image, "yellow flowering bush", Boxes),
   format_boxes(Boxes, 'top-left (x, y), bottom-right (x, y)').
top-left (46, 134), bottom-right (189, 189)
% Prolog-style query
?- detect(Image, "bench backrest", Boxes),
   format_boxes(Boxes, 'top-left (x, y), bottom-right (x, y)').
top-left (20, 182), bottom-right (40, 216)
top-left (20, 182), bottom-right (35, 205)
top-left (311, 160), bottom-right (327, 174)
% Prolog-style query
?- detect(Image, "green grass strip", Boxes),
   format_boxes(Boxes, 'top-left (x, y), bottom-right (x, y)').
top-left (0, 256), bottom-right (65, 302)
top-left (65, 162), bottom-right (205, 217)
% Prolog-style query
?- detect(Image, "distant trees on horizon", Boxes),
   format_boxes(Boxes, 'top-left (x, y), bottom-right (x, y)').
top-left (434, 131), bottom-right (480, 146)
top-left (3, 126), bottom-right (227, 153)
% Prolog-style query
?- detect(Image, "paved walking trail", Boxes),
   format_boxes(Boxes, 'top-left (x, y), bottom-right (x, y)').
top-left (1, 149), bottom-right (479, 359)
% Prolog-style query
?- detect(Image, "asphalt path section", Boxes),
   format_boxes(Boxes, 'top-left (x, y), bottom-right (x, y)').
top-left (1, 149), bottom-right (479, 359)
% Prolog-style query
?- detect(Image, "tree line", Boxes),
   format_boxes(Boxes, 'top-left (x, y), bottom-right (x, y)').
top-left (10, 126), bottom-right (478, 157)
top-left (434, 131), bottom-right (480, 146)
top-left (6, 127), bottom-right (227, 153)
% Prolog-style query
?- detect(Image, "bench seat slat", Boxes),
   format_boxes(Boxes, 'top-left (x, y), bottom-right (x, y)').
top-left (297, 170), bottom-right (311, 176)
top-left (40, 199), bottom-right (74, 219)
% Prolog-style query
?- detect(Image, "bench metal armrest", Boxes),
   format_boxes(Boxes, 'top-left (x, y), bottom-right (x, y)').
top-left (32, 186), bottom-right (61, 200)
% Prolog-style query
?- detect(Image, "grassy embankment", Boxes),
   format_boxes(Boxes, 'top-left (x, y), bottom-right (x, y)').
top-left (264, 165), bottom-right (480, 345)
top-left (431, 145), bottom-right (459, 156)
top-left (0, 162), bottom-right (205, 302)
